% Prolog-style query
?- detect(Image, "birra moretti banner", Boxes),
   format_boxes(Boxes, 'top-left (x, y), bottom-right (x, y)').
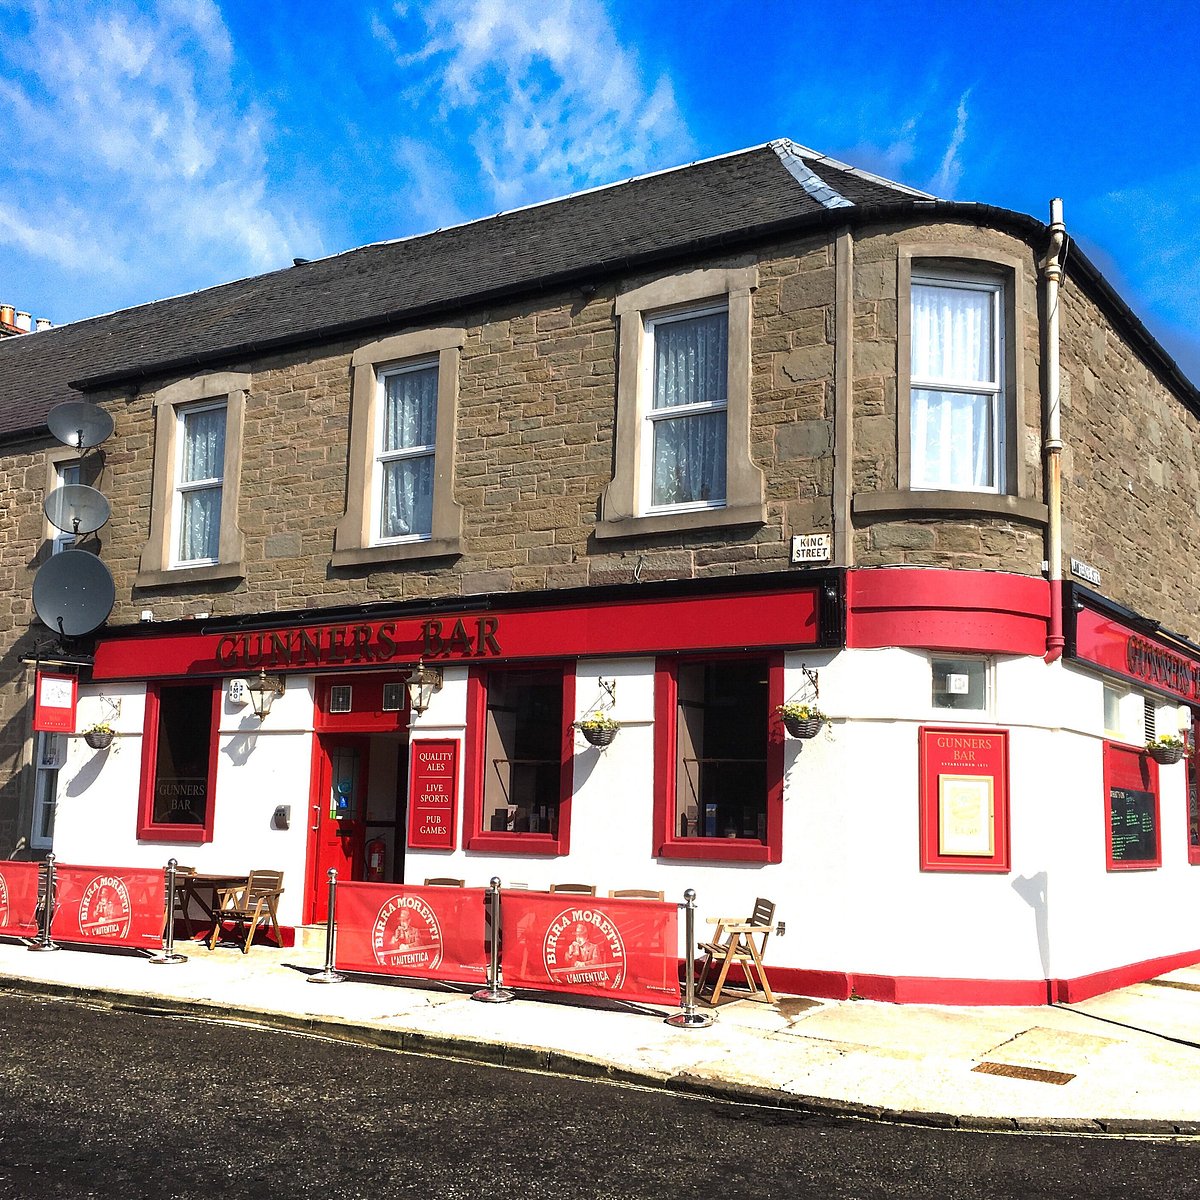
top-left (52, 865), bottom-right (166, 948)
top-left (334, 882), bottom-right (489, 984)
top-left (0, 861), bottom-right (40, 936)
top-left (500, 893), bottom-right (679, 1006)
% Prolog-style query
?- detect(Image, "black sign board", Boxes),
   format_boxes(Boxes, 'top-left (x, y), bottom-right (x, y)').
top-left (1110, 786), bottom-right (1158, 863)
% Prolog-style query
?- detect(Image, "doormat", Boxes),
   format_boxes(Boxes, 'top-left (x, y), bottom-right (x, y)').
top-left (972, 1061), bottom-right (1075, 1085)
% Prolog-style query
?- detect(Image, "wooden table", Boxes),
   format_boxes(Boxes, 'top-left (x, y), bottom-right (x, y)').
top-left (171, 873), bottom-right (248, 937)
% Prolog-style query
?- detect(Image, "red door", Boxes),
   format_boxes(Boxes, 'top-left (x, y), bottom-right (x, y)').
top-left (308, 735), bottom-right (369, 923)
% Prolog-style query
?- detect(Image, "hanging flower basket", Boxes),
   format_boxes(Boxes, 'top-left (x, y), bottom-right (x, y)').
top-left (776, 703), bottom-right (826, 740)
top-left (575, 715), bottom-right (619, 748)
top-left (1147, 738), bottom-right (1186, 765)
top-left (84, 729), bottom-right (114, 750)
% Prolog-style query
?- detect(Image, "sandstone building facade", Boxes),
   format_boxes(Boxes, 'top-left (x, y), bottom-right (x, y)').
top-left (2, 141), bottom-right (1198, 1002)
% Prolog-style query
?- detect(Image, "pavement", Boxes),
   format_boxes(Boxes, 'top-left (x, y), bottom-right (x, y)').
top-left (1, 933), bottom-right (1198, 1137)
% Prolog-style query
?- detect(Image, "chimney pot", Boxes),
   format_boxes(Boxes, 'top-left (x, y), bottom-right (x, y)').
top-left (34, 317), bottom-right (52, 332)
top-left (14, 311), bottom-right (32, 332)
top-left (0, 304), bottom-right (13, 327)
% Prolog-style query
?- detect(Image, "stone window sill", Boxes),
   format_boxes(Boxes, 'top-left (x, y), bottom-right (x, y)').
top-left (595, 501), bottom-right (766, 541)
top-left (852, 490), bottom-right (1047, 526)
top-left (134, 561), bottom-right (246, 590)
top-left (331, 538), bottom-right (462, 569)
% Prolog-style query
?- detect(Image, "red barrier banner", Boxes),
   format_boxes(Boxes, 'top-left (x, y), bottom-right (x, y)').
top-left (334, 883), bottom-right (489, 984)
top-left (500, 893), bottom-right (679, 1006)
top-left (52, 865), bottom-right (166, 949)
top-left (0, 862), bottom-right (40, 936)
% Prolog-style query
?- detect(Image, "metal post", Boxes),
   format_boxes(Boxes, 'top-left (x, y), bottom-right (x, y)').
top-left (150, 858), bottom-right (187, 965)
top-left (665, 888), bottom-right (714, 1028)
top-left (309, 867), bottom-right (345, 984)
top-left (28, 853), bottom-right (58, 952)
top-left (472, 876), bottom-right (514, 1003)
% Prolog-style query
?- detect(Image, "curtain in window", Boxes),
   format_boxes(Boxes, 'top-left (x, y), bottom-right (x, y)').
top-left (910, 283), bottom-right (996, 489)
top-left (652, 313), bottom-right (727, 505)
top-left (380, 367), bottom-right (437, 538)
top-left (179, 407), bottom-right (225, 561)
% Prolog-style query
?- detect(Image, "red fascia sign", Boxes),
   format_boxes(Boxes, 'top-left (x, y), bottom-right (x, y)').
top-left (408, 739), bottom-right (459, 850)
top-left (33, 671), bottom-right (77, 733)
top-left (1072, 604), bottom-right (1200, 706)
top-left (90, 587), bottom-right (823, 681)
top-left (333, 882), bottom-right (489, 984)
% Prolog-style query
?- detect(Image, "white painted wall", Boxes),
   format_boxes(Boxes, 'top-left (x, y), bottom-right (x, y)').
top-left (53, 648), bottom-right (1200, 986)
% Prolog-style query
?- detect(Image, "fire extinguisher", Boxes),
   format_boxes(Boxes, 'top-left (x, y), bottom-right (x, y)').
top-left (365, 838), bottom-right (386, 883)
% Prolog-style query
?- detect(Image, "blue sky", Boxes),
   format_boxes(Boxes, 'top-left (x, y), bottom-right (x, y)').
top-left (2, 0), bottom-right (1199, 380)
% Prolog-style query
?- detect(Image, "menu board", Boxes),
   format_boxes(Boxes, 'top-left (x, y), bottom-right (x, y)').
top-left (407, 739), bottom-right (459, 850)
top-left (1109, 786), bottom-right (1157, 863)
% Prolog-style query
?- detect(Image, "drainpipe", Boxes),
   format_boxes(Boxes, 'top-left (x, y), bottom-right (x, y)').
top-left (1041, 199), bottom-right (1067, 663)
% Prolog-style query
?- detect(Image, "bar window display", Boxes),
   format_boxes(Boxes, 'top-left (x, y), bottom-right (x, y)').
top-left (654, 654), bottom-right (784, 864)
top-left (463, 665), bottom-right (574, 855)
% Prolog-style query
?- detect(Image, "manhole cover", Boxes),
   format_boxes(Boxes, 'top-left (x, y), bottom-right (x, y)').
top-left (972, 1061), bottom-right (1075, 1085)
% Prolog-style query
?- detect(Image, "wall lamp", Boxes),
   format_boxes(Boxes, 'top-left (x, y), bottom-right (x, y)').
top-left (246, 669), bottom-right (286, 720)
top-left (405, 659), bottom-right (444, 717)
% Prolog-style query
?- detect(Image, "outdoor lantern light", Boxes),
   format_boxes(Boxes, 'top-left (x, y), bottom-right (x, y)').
top-left (246, 669), bottom-right (286, 720)
top-left (405, 658), bottom-right (443, 717)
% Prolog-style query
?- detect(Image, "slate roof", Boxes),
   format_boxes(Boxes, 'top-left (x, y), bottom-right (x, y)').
top-left (0, 138), bottom-right (1194, 441)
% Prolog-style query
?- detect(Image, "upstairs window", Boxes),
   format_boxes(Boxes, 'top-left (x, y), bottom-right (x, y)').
top-left (910, 273), bottom-right (1004, 492)
top-left (644, 307), bottom-right (728, 511)
top-left (375, 360), bottom-right (437, 541)
top-left (173, 402), bottom-right (226, 565)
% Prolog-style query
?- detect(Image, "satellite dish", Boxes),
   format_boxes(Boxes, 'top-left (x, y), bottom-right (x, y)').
top-left (32, 549), bottom-right (116, 637)
top-left (44, 484), bottom-right (112, 536)
top-left (47, 401), bottom-right (114, 450)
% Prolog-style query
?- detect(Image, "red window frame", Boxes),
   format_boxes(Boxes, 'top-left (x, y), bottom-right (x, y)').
top-left (1104, 740), bottom-right (1161, 871)
top-left (462, 663), bottom-right (575, 855)
top-left (917, 726), bottom-right (1011, 873)
top-left (137, 680), bottom-right (221, 844)
top-left (652, 653), bottom-right (784, 864)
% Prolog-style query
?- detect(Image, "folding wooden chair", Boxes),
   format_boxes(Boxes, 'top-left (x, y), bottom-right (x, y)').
top-left (696, 897), bottom-right (776, 1005)
top-left (608, 888), bottom-right (665, 900)
top-left (207, 870), bottom-right (285, 953)
top-left (549, 883), bottom-right (596, 895)
top-left (424, 877), bottom-right (465, 887)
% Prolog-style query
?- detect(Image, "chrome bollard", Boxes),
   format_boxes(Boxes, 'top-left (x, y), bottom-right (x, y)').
top-left (309, 867), bottom-right (345, 984)
top-left (665, 889), bottom-right (714, 1028)
top-left (28, 853), bottom-right (59, 952)
top-left (472, 876), bottom-right (514, 1004)
top-left (150, 858), bottom-right (188, 965)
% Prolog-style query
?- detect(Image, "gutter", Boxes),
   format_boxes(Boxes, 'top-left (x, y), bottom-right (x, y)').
top-left (1040, 200), bottom-right (1067, 663)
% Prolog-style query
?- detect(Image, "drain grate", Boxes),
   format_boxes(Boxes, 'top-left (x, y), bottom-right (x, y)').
top-left (972, 1061), bottom-right (1075, 1085)
top-left (1148, 978), bottom-right (1200, 992)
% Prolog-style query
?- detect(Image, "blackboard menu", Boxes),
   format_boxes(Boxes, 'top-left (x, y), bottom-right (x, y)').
top-left (1110, 787), bottom-right (1158, 863)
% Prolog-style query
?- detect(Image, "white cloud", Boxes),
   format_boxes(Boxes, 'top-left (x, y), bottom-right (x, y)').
top-left (0, 0), bottom-right (319, 319)
top-left (931, 90), bottom-right (971, 198)
top-left (374, 0), bottom-right (693, 210)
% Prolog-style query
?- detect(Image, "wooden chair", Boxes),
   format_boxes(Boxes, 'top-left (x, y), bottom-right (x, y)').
top-left (549, 883), bottom-right (597, 895)
top-left (608, 888), bottom-right (665, 901)
top-left (207, 870), bottom-right (285, 953)
top-left (424, 877), bottom-right (465, 887)
top-left (696, 897), bottom-right (776, 1005)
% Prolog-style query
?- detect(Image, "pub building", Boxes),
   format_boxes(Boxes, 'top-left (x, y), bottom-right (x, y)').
top-left (7, 141), bottom-right (1200, 1004)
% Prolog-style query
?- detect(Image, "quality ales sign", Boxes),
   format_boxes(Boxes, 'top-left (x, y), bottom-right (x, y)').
top-left (407, 739), bottom-right (459, 850)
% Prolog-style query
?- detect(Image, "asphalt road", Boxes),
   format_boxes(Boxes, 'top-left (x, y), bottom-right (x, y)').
top-left (0, 991), bottom-right (1197, 1200)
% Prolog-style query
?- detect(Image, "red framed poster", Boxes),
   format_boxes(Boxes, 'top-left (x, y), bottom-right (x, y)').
top-left (1104, 741), bottom-right (1160, 871)
top-left (918, 727), bottom-right (1011, 872)
top-left (33, 671), bottom-right (77, 733)
top-left (407, 739), bottom-right (459, 850)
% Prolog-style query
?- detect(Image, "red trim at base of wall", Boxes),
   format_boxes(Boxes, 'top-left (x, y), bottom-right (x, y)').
top-left (1049, 948), bottom-right (1200, 1004)
top-left (710, 945), bottom-right (1200, 1006)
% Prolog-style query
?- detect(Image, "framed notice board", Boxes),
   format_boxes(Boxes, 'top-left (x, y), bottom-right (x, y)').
top-left (1104, 741), bottom-right (1160, 870)
top-left (918, 727), bottom-right (1010, 872)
